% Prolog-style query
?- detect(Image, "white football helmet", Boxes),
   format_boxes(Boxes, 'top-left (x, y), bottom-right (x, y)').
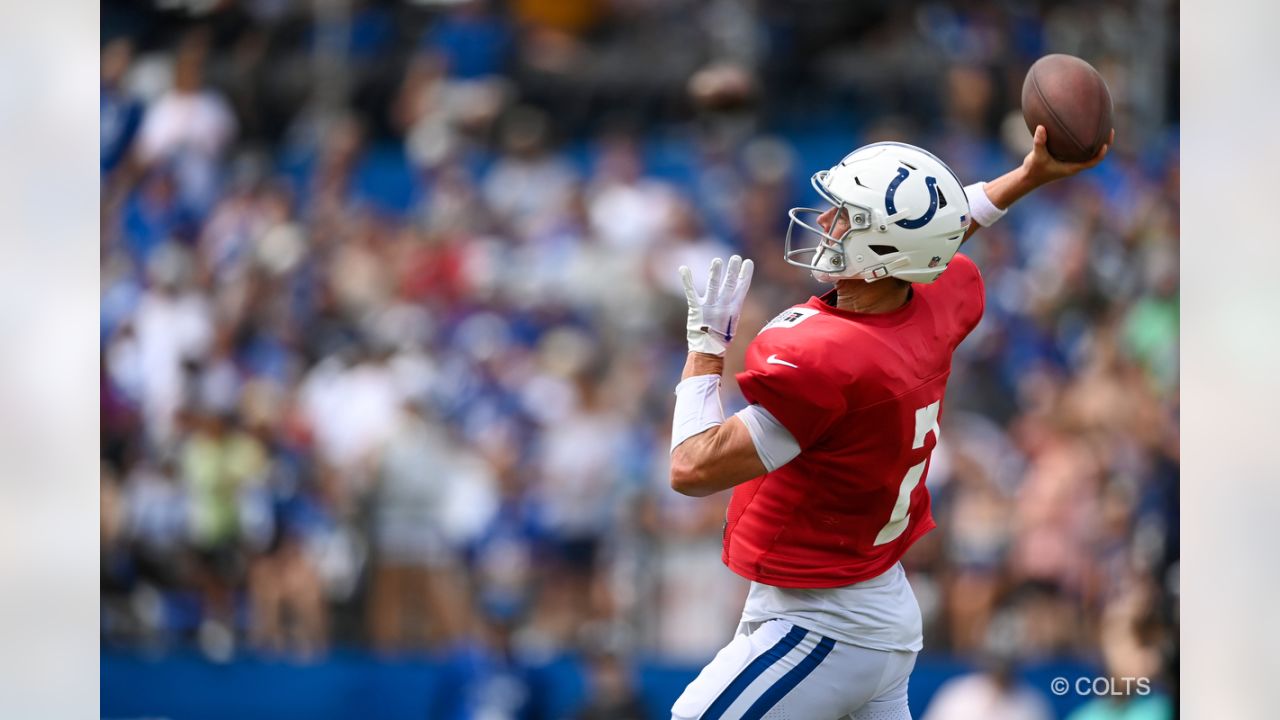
top-left (785, 142), bottom-right (970, 284)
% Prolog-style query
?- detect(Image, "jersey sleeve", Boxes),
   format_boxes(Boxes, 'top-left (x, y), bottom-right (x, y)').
top-left (734, 404), bottom-right (801, 472)
top-left (942, 252), bottom-right (986, 338)
top-left (735, 333), bottom-right (848, 450)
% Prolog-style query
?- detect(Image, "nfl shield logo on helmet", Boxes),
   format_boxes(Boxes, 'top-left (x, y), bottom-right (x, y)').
top-left (928, 256), bottom-right (942, 268)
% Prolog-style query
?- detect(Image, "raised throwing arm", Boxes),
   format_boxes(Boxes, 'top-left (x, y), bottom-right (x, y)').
top-left (961, 125), bottom-right (1113, 243)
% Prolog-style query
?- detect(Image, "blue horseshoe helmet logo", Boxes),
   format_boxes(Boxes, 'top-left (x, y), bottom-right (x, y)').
top-left (884, 167), bottom-right (939, 229)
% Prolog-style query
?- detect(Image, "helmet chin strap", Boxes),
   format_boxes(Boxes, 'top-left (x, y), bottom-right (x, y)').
top-left (812, 255), bottom-right (911, 284)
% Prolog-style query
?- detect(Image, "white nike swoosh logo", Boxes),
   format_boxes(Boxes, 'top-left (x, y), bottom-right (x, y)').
top-left (766, 354), bottom-right (798, 368)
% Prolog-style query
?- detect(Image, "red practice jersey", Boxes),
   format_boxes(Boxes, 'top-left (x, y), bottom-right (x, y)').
top-left (727, 253), bottom-right (986, 588)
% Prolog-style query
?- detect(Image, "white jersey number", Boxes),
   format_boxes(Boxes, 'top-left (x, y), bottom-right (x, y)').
top-left (873, 400), bottom-right (940, 546)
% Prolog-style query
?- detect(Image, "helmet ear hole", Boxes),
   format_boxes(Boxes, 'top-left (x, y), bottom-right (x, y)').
top-left (937, 188), bottom-right (947, 208)
top-left (868, 244), bottom-right (899, 256)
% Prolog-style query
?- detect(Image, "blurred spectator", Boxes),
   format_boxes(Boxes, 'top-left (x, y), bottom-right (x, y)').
top-left (513, 0), bottom-right (604, 37)
top-left (395, 1), bottom-right (513, 171)
top-left (130, 245), bottom-right (214, 446)
top-left (305, 113), bottom-right (366, 223)
top-left (420, 0), bottom-right (513, 81)
top-left (248, 528), bottom-right (329, 661)
top-left (101, 37), bottom-right (144, 177)
top-left (299, 345), bottom-right (400, 480)
top-left (122, 456), bottom-right (188, 587)
top-left (921, 660), bottom-right (1052, 720)
top-left (470, 458), bottom-right (542, 626)
top-left (647, 197), bottom-right (734, 300)
top-left (922, 614), bottom-right (1053, 720)
top-left (482, 106), bottom-right (578, 238)
top-left (366, 403), bottom-right (473, 653)
top-left (120, 168), bottom-right (197, 269)
top-left (1065, 582), bottom-right (1175, 720)
top-left (135, 30), bottom-right (238, 218)
top-left (575, 644), bottom-right (649, 720)
top-left (644, 463), bottom-right (746, 661)
top-left (527, 371), bottom-right (630, 645)
top-left (586, 133), bottom-right (678, 254)
top-left (178, 408), bottom-right (268, 658)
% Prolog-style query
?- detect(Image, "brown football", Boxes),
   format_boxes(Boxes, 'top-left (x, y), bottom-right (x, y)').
top-left (1021, 54), bottom-right (1114, 163)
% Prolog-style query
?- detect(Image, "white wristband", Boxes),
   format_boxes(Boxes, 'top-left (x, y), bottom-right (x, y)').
top-left (671, 374), bottom-right (725, 452)
top-left (964, 182), bottom-right (1007, 227)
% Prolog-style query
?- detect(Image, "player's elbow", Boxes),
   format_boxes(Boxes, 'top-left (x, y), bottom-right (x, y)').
top-left (669, 452), bottom-right (715, 497)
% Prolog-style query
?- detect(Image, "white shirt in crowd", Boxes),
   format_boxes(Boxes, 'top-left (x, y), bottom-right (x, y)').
top-left (921, 673), bottom-right (1053, 720)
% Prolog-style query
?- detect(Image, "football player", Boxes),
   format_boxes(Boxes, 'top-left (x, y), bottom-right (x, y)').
top-left (667, 126), bottom-right (1111, 720)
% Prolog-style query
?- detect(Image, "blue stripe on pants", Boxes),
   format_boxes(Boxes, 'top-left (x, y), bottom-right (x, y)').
top-left (740, 635), bottom-right (837, 720)
top-left (702, 624), bottom-right (808, 720)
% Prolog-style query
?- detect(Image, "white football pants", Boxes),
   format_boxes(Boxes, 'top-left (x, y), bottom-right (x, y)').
top-left (671, 619), bottom-right (916, 720)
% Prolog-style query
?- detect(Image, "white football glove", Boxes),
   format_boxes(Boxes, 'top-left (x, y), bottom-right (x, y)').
top-left (679, 255), bottom-right (754, 356)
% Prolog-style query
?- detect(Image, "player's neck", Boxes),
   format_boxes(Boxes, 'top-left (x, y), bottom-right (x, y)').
top-left (833, 278), bottom-right (912, 314)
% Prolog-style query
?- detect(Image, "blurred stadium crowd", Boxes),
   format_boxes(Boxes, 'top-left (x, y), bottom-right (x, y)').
top-left (100, 0), bottom-right (1178, 716)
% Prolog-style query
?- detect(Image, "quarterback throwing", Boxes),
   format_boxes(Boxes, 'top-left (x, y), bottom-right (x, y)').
top-left (667, 126), bottom-right (1110, 720)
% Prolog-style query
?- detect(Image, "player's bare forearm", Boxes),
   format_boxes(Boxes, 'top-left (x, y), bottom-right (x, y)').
top-left (962, 125), bottom-right (1113, 243)
top-left (670, 415), bottom-right (767, 497)
top-left (682, 351), bottom-right (725, 381)
top-left (671, 351), bottom-right (767, 496)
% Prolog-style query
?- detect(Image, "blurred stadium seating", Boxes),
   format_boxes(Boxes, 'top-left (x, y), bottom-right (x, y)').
top-left (100, 0), bottom-right (1178, 718)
